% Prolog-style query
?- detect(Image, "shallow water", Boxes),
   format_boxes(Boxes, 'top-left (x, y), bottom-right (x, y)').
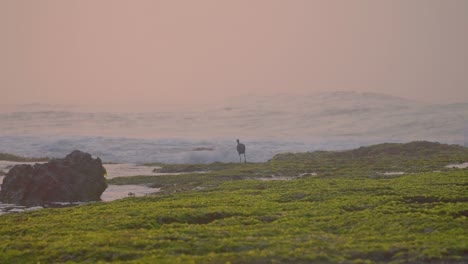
top-left (0, 160), bottom-right (161, 179)
top-left (257, 172), bottom-right (317, 181)
top-left (446, 162), bottom-right (468, 169)
top-left (0, 161), bottom-right (161, 215)
top-left (103, 163), bottom-right (162, 179)
top-left (379, 172), bottom-right (406, 176)
top-left (0, 185), bottom-right (159, 215)
top-left (101, 185), bottom-right (159, 201)
top-left (0, 161), bottom-right (160, 191)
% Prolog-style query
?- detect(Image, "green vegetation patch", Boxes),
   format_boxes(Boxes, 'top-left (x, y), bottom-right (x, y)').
top-left (1, 170), bottom-right (467, 263)
top-left (147, 162), bottom-right (243, 173)
top-left (0, 153), bottom-right (49, 162)
top-left (2, 141), bottom-right (468, 263)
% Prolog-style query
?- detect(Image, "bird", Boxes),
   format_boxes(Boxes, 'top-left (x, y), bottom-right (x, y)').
top-left (236, 139), bottom-right (247, 163)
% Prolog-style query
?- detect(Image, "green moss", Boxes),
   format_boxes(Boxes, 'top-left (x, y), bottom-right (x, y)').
top-left (0, 153), bottom-right (49, 162)
top-left (3, 171), bottom-right (468, 263)
top-left (147, 162), bottom-right (242, 173)
top-left (1, 141), bottom-right (468, 263)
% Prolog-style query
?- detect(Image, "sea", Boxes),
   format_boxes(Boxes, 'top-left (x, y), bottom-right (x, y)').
top-left (1, 92), bottom-right (467, 164)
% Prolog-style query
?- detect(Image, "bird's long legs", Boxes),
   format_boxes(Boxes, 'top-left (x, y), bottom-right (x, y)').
top-left (239, 154), bottom-right (247, 163)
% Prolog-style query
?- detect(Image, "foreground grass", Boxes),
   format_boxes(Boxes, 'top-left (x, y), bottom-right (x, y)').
top-left (1, 141), bottom-right (467, 263)
top-left (1, 170), bottom-right (467, 263)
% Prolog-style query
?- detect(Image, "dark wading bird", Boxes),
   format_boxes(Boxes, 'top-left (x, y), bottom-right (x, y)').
top-left (236, 139), bottom-right (247, 163)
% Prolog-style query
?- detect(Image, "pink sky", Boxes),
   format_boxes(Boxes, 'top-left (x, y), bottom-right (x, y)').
top-left (1, 0), bottom-right (468, 108)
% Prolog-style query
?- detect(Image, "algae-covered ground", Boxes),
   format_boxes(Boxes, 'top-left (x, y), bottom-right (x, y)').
top-left (0, 153), bottom-right (48, 162)
top-left (1, 141), bottom-right (467, 263)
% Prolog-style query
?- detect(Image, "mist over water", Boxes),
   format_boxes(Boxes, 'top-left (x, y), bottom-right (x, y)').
top-left (1, 92), bottom-right (466, 163)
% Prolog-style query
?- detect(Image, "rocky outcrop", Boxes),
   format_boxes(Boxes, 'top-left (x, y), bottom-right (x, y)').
top-left (0, 150), bottom-right (107, 206)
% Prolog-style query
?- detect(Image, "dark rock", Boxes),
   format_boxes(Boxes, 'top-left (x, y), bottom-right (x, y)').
top-left (0, 150), bottom-right (107, 206)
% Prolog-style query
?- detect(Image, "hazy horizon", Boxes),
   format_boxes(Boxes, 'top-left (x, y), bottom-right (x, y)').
top-left (2, 0), bottom-right (468, 111)
top-left (2, 89), bottom-right (468, 113)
